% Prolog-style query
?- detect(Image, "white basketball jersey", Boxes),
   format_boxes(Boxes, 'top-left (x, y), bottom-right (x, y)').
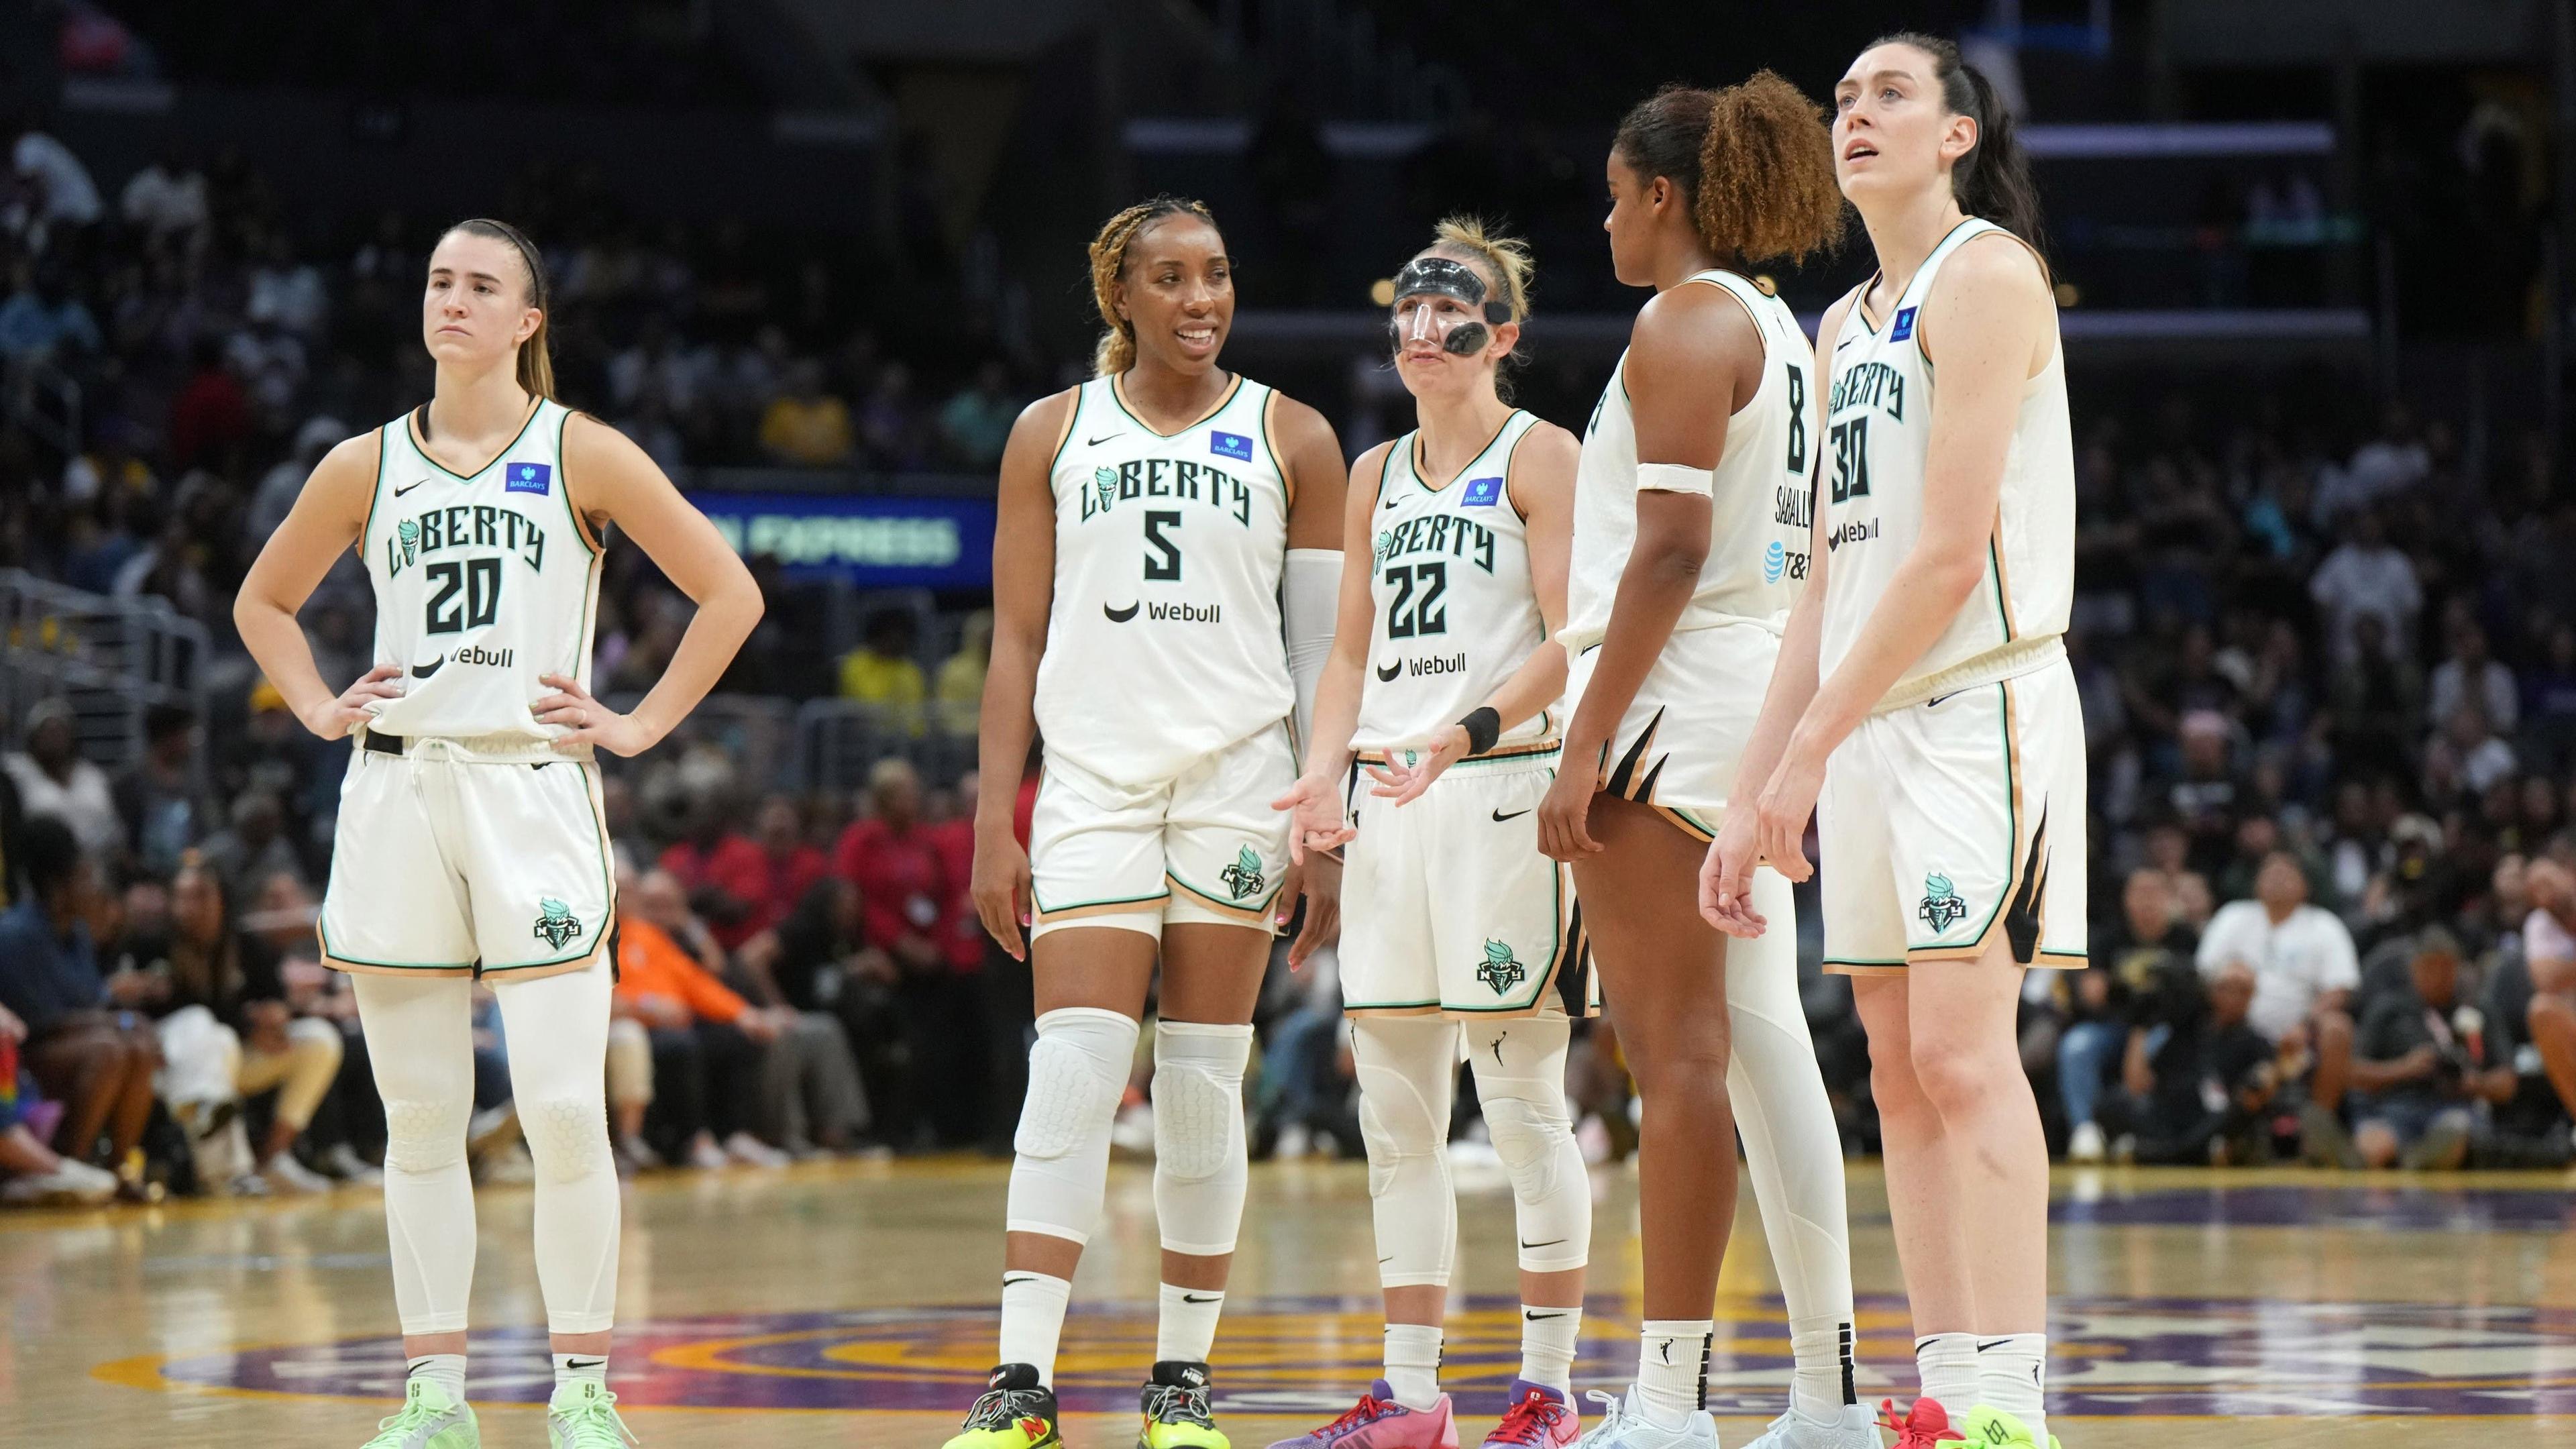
top-left (1819, 219), bottom-right (2074, 705)
top-left (361, 400), bottom-right (601, 740)
top-left (1564, 269), bottom-right (1813, 653)
top-left (1034, 374), bottom-right (1294, 784)
top-left (1352, 410), bottom-right (1552, 753)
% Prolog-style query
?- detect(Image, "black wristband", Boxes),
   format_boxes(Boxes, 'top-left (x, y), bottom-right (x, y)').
top-left (1456, 706), bottom-right (1502, 757)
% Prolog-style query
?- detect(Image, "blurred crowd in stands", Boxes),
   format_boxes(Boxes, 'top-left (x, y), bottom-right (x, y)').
top-left (1, 117), bottom-right (2573, 1210)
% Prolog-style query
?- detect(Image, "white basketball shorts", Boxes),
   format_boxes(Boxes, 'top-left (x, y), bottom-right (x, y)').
top-left (1338, 745), bottom-right (1593, 1018)
top-left (1028, 721), bottom-right (1295, 941)
top-left (319, 731), bottom-right (615, 981)
top-left (1817, 654), bottom-right (2088, 975)
top-left (1567, 619), bottom-right (1778, 842)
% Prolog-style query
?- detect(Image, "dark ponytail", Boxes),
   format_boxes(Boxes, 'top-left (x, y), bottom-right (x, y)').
top-left (1870, 32), bottom-right (2045, 259)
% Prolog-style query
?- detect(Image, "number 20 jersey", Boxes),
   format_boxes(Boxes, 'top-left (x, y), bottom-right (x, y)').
top-left (360, 399), bottom-right (602, 741)
top-left (1034, 374), bottom-right (1293, 784)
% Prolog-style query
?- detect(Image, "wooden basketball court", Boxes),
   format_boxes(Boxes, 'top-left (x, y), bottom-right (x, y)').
top-left (16, 1157), bottom-right (2575, 1445)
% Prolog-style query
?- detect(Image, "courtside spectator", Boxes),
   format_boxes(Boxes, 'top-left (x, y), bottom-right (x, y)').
top-left (934, 610), bottom-right (993, 737)
top-left (2198, 849), bottom-right (2363, 1163)
top-left (615, 868), bottom-right (792, 1169)
top-left (659, 790), bottom-right (767, 949)
top-left (0, 817), bottom-right (160, 1188)
top-left (113, 704), bottom-right (216, 878)
top-left (0, 1013), bottom-right (119, 1204)
top-left (2061, 869), bottom-right (2197, 1163)
top-left (834, 759), bottom-right (977, 1144)
top-left (2348, 930), bottom-right (2502, 1169)
top-left (7, 699), bottom-right (123, 859)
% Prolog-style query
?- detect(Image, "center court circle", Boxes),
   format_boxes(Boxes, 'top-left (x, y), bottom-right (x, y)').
top-left (113, 1293), bottom-right (2576, 1417)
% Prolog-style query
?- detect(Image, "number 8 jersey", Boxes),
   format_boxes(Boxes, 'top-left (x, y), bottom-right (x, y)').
top-left (360, 399), bottom-right (603, 741)
top-left (1034, 374), bottom-right (1293, 784)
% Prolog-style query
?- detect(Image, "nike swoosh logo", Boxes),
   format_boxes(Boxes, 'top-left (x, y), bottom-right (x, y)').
top-left (1925, 693), bottom-right (1957, 708)
top-left (1181, 1293), bottom-right (1222, 1303)
top-left (1976, 1339), bottom-right (2012, 1352)
top-left (1104, 602), bottom-right (1139, 623)
top-left (1519, 1237), bottom-right (1564, 1250)
top-left (1088, 433), bottom-right (1119, 446)
top-left (1376, 661), bottom-right (1401, 682)
top-left (393, 478), bottom-right (430, 497)
top-left (411, 656), bottom-right (445, 680)
top-left (1523, 1310), bottom-right (1567, 1321)
top-left (1835, 335), bottom-right (1862, 351)
top-left (1382, 496), bottom-right (1400, 510)
top-left (1003, 1275), bottom-right (1039, 1286)
top-left (565, 1357), bottom-right (606, 1369)
top-left (1492, 808), bottom-right (1531, 822)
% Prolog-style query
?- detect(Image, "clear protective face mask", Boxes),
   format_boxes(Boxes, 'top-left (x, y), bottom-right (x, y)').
top-left (1386, 256), bottom-right (1509, 358)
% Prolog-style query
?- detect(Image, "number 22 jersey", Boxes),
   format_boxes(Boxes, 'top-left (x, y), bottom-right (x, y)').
top-left (360, 399), bottom-right (603, 741)
top-left (1034, 373), bottom-right (1294, 784)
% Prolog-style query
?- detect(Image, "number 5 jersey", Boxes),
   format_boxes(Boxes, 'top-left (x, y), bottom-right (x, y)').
top-left (1035, 374), bottom-right (1294, 783)
top-left (360, 399), bottom-right (603, 741)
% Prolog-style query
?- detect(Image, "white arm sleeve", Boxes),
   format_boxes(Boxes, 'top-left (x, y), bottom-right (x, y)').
top-left (1283, 547), bottom-right (1342, 753)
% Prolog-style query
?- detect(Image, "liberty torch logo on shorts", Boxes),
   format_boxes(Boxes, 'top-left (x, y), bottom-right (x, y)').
top-left (533, 896), bottom-right (583, 950)
top-left (1918, 873), bottom-right (1968, 932)
top-left (1218, 845), bottom-right (1267, 901)
top-left (1475, 939), bottom-right (1526, 994)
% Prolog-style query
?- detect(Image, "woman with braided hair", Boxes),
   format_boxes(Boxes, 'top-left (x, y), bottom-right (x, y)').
top-left (953, 196), bottom-right (1348, 1449)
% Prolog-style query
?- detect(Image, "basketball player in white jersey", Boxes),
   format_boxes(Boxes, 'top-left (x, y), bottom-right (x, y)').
top-left (1540, 80), bottom-right (1876, 1449)
top-left (235, 219), bottom-right (762, 1449)
top-left (1703, 35), bottom-right (2082, 1449)
top-left (955, 196), bottom-right (1346, 1449)
top-left (1267, 219), bottom-right (1589, 1449)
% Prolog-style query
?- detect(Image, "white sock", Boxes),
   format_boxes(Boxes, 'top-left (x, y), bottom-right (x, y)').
top-left (998, 1271), bottom-right (1075, 1385)
top-left (551, 1352), bottom-right (607, 1391)
top-left (1519, 1305), bottom-right (1580, 1394)
top-left (1382, 1322), bottom-right (1444, 1410)
top-left (1636, 1319), bottom-right (1710, 1427)
top-left (1914, 1332), bottom-right (1981, 1411)
top-left (407, 1354), bottom-right (466, 1405)
top-left (1976, 1333), bottom-right (2047, 1443)
top-left (1156, 1282), bottom-right (1225, 1364)
top-left (1788, 1315), bottom-right (1855, 1421)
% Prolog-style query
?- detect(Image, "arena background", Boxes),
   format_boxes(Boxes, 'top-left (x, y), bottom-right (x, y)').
top-left (1, 1), bottom-right (2573, 1446)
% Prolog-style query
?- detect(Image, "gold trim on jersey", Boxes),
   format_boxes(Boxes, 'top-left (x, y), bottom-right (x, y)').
top-left (1354, 739), bottom-right (1562, 769)
top-left (1108, 372), bottom-right (1244, 439)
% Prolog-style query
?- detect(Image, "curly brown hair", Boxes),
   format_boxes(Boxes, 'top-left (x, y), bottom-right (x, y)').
top-left (1614, 73), bottom-right (1843, 268)
top-left (1086, 195), bottom-right (1222, 376)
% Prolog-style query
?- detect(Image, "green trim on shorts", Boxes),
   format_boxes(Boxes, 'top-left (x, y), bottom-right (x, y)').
top-left (1030, 886), bottom-right (1171, 916)
top-left (1824, 955), bottom-right (1907, 969)
top-left (318, 918), bottom-right (475, 971)
top-left (1341, 996), bottom-right (1443, 1012)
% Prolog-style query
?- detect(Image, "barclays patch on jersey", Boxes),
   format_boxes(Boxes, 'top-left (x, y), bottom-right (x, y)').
top-left (1890, 306), bottom-right (1917, 341)
top-left (1460, 475), bottom-right (1504, 507)
top-left (504, 462), bottom-right (552, 496)
top-left (1209, 430), bottom-right (1254, 463)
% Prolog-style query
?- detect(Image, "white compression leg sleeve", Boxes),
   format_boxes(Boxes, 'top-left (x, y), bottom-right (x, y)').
top-left (1727, 866), bottom-right (1858, 1416)
top-left (1462, 1016), bottom-right (1589, 1274)
top-left (353, 972), bottom-right (478, 1337)
top-left (1007, 1008), bottom-right (1140, 1246)
top-left (1152, 1020), bottom-right (1254, 1256)
top-left (1350, 1016), bottom-right (1459, 1289)
top-left (494, 958), bottom-right (620, 1336)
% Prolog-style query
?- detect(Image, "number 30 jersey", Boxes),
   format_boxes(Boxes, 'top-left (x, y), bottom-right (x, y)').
top-left (1034, 373), bottom-right (1293, 784)
top-left (360, 399), bottom-right (602, 741)
top-left (1819, 219), bottom-right (2074, 706)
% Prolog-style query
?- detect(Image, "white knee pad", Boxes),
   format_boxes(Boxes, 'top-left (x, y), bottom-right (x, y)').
top-left (1007, 1007), bottom-right (1139, 1246)
top-left (1725, 867), bottom-right (1855, 1326)
top-left (1466, 1019), bottom-right (1589, 1273)
top-left (519, 1094), bottom-right (612, 1185)
top-left (382, 1096), bottom-right (472, 1175)
top-left (1151, 1020), bottom-right (1252, 1255)
top-left (1352, 1017), bottom-right (1459, 1289)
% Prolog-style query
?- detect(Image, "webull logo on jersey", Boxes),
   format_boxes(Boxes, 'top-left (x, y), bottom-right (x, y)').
top-left (1077, 456), bottom-right (1256, 527)
top-left (1401, 652), bottom-right (1469, 676)
top-left (1827, 517), bottom-right (1880, 551)
top-left (386, 502), bottom-right (550, 578)
top-left (1103, 599), bottom-right (1223, 624)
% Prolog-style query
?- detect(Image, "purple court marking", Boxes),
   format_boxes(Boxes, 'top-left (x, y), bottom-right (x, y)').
top-left (2049, 1183), bottom-right (2576, 1232)
top-left (132, 1293), bottom-right (2576, 1417)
